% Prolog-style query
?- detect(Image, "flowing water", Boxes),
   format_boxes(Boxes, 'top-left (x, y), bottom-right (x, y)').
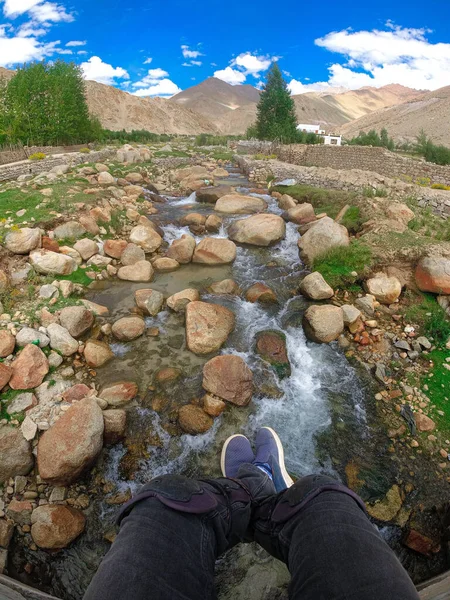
top-left (12, 168), bottom-right (400, 599)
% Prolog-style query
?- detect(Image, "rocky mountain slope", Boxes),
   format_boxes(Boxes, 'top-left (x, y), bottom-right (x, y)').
top-left (340, 86), bottom-right (450, 147)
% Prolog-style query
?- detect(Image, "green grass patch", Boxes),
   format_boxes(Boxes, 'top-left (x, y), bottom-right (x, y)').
top-left (404, 292), bottom-right (450, 344)
top-left (272, 184), bottom-right (357, 220)
top-left (422, 349), bottom-right (450, 427)
top-left (340, 206), bottom-right (363, 234)
top-left (407, 202), bottom-right (450, 242)
top-left (54, 268), bottom-right (95, 287)
top-left (210, 150), bottom-right (234, 161)
top-left (154, 150), bottom-right (190, 158)
top-left (312, 241), bottom-right (372, 288)
top-left (362, 187), bottom-right (388, 198)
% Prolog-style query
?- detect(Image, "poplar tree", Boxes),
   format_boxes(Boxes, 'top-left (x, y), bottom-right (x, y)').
top-left (255, 63), bottom-right (298, 143)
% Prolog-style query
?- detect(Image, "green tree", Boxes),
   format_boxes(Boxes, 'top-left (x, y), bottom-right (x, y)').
top-left (255, 63), bottom-right (298, 143)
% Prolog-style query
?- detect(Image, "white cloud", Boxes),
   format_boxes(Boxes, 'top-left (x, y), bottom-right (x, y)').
top-left (81, 56), bottom-right (129, 85)
top-left (190, 60), bottom-right (202, 66)
top-left (181, 44), bottom-right (203, 59)
top-left (132, 78), bottom-right (181, 97)
top-left (0, 26), bottom-right (58, 66)
top-left (132, 67), bottom-right (168, 87)
top-left (17, 22), bottom-right (48, 37)
top-left (2, 0), bottom-right (73, 22)
top-left (66, 40), bottom-right (86, 47)
top-left (232, 52), bottom-right (273, 76)
top-left (2, 0), bottom-right (42, 17)
top-left (143, 57), bottom-right (152, 64)
top-left (56, 48), bottom-right (72, 54)
top-left (77, 50), bottom-right (87, 55)
top-left (213, 66), bottom-right (247, 85)
top-left (291, 24), bottom-right (450, 93)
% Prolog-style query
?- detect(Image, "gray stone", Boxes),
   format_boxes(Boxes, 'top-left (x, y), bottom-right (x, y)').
top-left (39, 284), bottom-right (59, 299)
top-left (4, 228), bottom-right (41, 254)
top-left (355, 294), bottom-right (376, 316)
top-left (394, 339), bottom-right (411, 352)
top-left (16, 328), bottom-right (49, 348)
top-left (53, 222), bottom-right (86, 240)
top-left (7, 393), bottom-right (35, 415)
top-left (417, 336), bottom-right (432, 350)
top-left (47, 323), bottom-right (79, 356)
top-left (0, 426), bottom-right (33, 483)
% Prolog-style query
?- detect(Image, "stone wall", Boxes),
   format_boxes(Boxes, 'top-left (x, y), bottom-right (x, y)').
top-left (0, 149), bottom-right (114, 183)
top-left (235, 155), bottom-right (450, 217)
top-left (0, 144), bottom-right (92, 166)
top-left (236, 142), bottom-right (450, 186)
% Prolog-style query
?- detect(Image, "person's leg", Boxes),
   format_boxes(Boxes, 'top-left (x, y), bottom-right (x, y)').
top-left (84, 436), bottom-right (274, 600)
top-left (253, 474), bottom-right (420, 600)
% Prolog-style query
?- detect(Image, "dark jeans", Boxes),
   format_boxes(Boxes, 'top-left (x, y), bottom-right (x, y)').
top-left (84, 466), bottom-right (419, 600)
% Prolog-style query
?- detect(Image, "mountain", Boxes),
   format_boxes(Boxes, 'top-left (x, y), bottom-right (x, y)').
top-left (340, 86), bottom-right (450, 147)
top-left (84, 80), bottom-right (217, 134)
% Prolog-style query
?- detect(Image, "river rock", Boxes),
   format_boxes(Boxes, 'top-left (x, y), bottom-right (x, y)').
top-left (255, 330), bottom-right (291, 379)
top-left (153, 257), bottom-right (180, 272)
top-left (403, 529), bottom-right (438, 556)
top-left (415, 256), bottom-right (450, 295)
top-left (120, 243), bottom-right (145, 265)
top-left (166, 234), bottom-right (196, 263)
top-left (5, 228), bottom-right (41, 254)
top-left (59, 306), bottom-right (94, 338)
top-left (62, 384), bottom-right (91, 403)
top-left (181, 213), bottom-right (207, 234)
top-left (167, 288), bottom-right (200, 312)
top-left (303, 305), bottom-right (344, 343)
top-left (84, 339), bottom-right (114, 367)
top-left (73, 239), bottom-right (98, 261)
top-left (205, 214), bottom-right (222, 233)
top-left (135, 289), bottom-right (164, 316)
top-left (355, 294), bottom-right (376, 316)
top-left (104, 239), bottom-right (127, 259)
top-left (341, 304), bottom-right (362, 326)
top-left (16, 327), bottom-right (49, 348)
top-left (0, 425), bottom-right (34, 483)
top-left (0, 331), bottom-right (15, 357)
top-left (192, 238), bottom-right (237, 265)
top-left (117, 261), bottom-right (154, 282)
top-left (47, 323), bottom-right (78, 356)
top-left (367, 485), bottom-right (402, 522)
top-left (300, 272), bottom-right (334, 300)
top-left (100, 382), bottom-right (138, 407)
top-left (202, 355), bottom-right (253, 406)
top-left (30, 250), bottom-right (77, 275)
top-left (79, 215), bottom-right (100, 235)
top-left (81, 300), bottom-right (109, 316)
top-left (365, 273), bottom-right (402, 304)
top-left (10, 345), bottom-right (49, 390)
top-left (203, 394), bottom-right (226, 417)
top-left (175, 165), bottom-right (208, 182)
top-left (196, 185), bottom-right (232, 203)
top-left (37, 398), bottom-right (104, 485)
top-left (54, 221), bottom-right (86, 240)
top-left (178, 405), bottom-right (213, 435)
top-left (228, 214), bottom-right (286, 246)
top-left (98, 171), bottom-right (115, 185)
top-left (286, 203), bottom-right (315, 224)
top-left (208, 279), bottom-right (240, 295)
top-left (246, 283), bottom-right (277, 304)
top-left (7, 392), bottom-right (36, 414)
top-left (125, 172), bottom-right (143, 184)
top-left (298, 217), bottom-right (349, 264)
top-left (129, 225), bottom-right (162, 253)
top-left (31, 505), bottom-right (86, 550)
top-left (215, 194), bottom-right (267, 214)
top-left (186, 301), bottom-right (235, 354)
top-left (278, 194), bottom-right (297, 210)
top-left (112, 316), bottom-right (145, 341)
top-left (103, 409), bottom-right (127, 444)
top-left (414, 413), bottom-right (436, 432)
top-left (0, 363), bottom-right (12, 390)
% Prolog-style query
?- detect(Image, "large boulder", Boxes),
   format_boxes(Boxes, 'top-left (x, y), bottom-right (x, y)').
top-left (73, 239), bottom-right (98, 260)
top-left (166, 288), bottom-right (200, 312)
top-left (298, 217), bottom-right (349, 264)
top-left (10, 345), bottom-right (49, 390)
top-left (84, 339), bottom-right (114, 367)
top-left (166, 234), bottom-right (196, 264)
top-left (186, 301), bottom-right (235, 354)
top-left (255, 330), bottom-right (291, 379)
top-left (415, 256), bottom-right (450, 295)
top-left (196, 185), bottom-right (232, 203)
top-left (0, 425), bottom-right (34, 483)
top-left (300, 272), bottom-right (334, 300)
top-left (104, 239), bottom-right (128, 259)
top-left (100, 381), bottom-right (138, 407)
top-left (5, 228), bottom-right (41, 254)
top-left (112, 316), bottom-right (145, 341)
top-left (117, 261), bottom-right (154, 282)
top-left (303, 305), bottom-right (344, 344)
top-left (30, 250), bottom-right (77, 275)
top-left (202, 355), bottom-right (253, 406)
top-left (365, 273), bottom-right (402, 304)
top-left (208, 279), bottom-right (240, 295)
top-left (385, 203), bottom-right (415, 225)
top-left (121, 243), bottom-right (146, 266)
top-left (59, 306), bottom-right (94, 338)
top-left (175, 165), bottom-right (208, 182)
top-left (215, 194), bottom-right (267, 214)
top-left (129, 225), bottom-right (162, 253)
top-left (37, 398), bottom-right (104, 486)
top-left (0, 363), bottom-right (11, 390)
top-left (286, 203), bottom-right (315, 224)
top-left (153, 257), bottom-right (179, 272)
top-left (246, 283), bottom-right (277, 304)
top-left (53, 222), bottom-right (86, 240)
top-left (228, 214), bottom-right (286, 247)
top-left (16, 327), bottom-right (49, 348)
top-left (192, 238), bottom-right (237, 265)
top-left (31, 505), bottom-right (86, 550)
top-left (178, 405), bottom-right (213, 435)
top-left (0, 330), bottom-right (15, 357)
top-left (47, 323), bottom-right (78, 356)
top-left (135, 289), bottom-right (164, 316)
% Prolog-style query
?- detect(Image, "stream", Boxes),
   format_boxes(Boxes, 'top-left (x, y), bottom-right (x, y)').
top-left (11, 167), bottom-right (409, 599)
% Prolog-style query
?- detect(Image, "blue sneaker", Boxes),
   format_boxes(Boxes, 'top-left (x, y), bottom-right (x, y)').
top-left (254, 427), bottom-right (294, 492)
top-left (221, 434), bottom-right (255, 478)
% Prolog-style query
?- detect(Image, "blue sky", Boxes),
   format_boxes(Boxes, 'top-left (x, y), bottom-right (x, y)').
top-left (1, 0), bottom-right (449, 97)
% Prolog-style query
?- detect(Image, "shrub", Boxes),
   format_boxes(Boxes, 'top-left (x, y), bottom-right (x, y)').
top-left (341, 206), bottom-right (363, 234)
top-left (28, 152), bottom-right (46, 160)
top-left (431, 183), bottom-right (450, 190)
top-left (415, 177), bottom-right (431, 187)
top-left (79, 147), bottom-right (91, 154)
top-left (312, 241), bottom-right (372, 288)
top-left (362, 187), bottom-right (387, 198)
top-left (405, 292), bottom-right (450, 345)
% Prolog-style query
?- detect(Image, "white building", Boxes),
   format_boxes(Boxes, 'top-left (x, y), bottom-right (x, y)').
top-left (322, 134), bottom-right (342, 146)
top-left (296, 123), bottom-right (325, 135)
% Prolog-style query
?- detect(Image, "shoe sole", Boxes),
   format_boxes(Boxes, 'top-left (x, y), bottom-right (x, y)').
top-left (262, 427), bottom-right (294, 488)
top-left (220, 434), bottom-right (249, 478)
